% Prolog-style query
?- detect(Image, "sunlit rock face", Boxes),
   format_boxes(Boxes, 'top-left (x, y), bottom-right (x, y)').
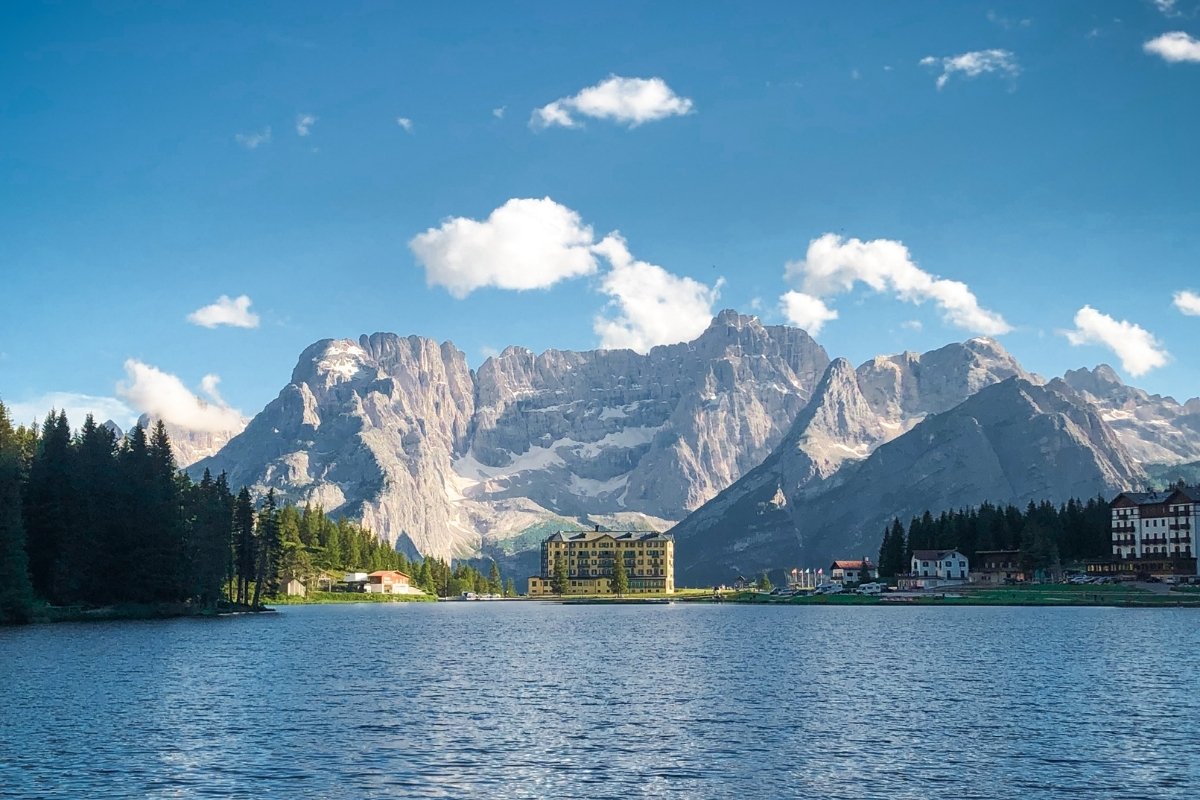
top-left (194, 312), bottom-right (829, 559)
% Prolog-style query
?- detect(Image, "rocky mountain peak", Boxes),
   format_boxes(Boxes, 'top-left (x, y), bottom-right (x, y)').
top-left (1058, 364), bottom-right (1200, 465)
top-left (195, 311), bottom-right (831, 559)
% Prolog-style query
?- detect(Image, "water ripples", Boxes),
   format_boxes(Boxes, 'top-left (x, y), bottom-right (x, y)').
top-left (2, 603), bottom-right (1199, 798)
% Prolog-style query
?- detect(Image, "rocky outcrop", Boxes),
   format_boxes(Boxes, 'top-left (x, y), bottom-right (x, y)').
top-left (1059, 365), bottom-right (1200, 466)
top-left (193, 311), bottom-right (829, 559)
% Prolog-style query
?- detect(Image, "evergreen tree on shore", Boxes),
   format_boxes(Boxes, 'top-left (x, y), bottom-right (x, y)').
top-left (233, 487), bottom-right (255, 605)
top-left (0, 402), bottom-right (35, 623)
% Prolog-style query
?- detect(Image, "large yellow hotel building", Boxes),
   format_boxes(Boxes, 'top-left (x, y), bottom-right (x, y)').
top-left (527, 529), bottom-right (675, 595)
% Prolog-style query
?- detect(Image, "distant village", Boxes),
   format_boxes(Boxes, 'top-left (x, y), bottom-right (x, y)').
top-left (774, 484), bottom-right (1200, 596)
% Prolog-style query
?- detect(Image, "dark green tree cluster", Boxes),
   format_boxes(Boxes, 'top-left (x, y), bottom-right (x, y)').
top-left (19, 412), bottom-right (240, 608)
top-left (877, 496), bottom-right (1113, 577)
top-left (410, 557), bottom-right (508, 598)
top-left (0, 404), bottom-right (419, 621)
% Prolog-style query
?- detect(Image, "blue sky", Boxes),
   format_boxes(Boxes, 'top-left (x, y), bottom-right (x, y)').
top-left (2, 0), bottom-right (1199, 430)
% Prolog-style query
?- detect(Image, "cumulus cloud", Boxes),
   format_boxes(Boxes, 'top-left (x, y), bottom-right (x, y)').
top-left (295, 113), bottom-right (317, 136)
top-left (1153, 0), bottom-right (1180, 17)
top-left (187, 295), bottom-right (260, 329)
top-left (1144, 31), bottom-right (1200, 62)
top-left (779, 291), bottom-right (839, 336)
top-left (117, 360), bottom-right (246, 433)
top-left (919, 49), bottom-right (1019, 89)
top-left (592, 235), bottom-right (723, 353)
top-left (531, 76), bottom-right (693, 129)
top-left (782, 234), bottom-right (1011, 336)
top-left (235, 127), bottom-right (272, 149)
top-left (7, 393), bottom-right (136, 430)
top-left (1174, 289), bottom-right (1200, 315)
top-left (411, 197), bottom-right (721, 351)
top-left (492, 106), bottom-right (506, 119)
top-left (1061, 306), bottom-right (1169, 377)
top-left (409, 198), bottom-right (600, 297)
top-left (396, 117), bottom-right (414, 132)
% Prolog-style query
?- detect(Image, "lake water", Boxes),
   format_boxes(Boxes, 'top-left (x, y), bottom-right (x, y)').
top-left (2, 602), bottom-right (1198, 798)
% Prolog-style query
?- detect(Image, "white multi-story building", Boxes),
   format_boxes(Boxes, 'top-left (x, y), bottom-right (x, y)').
top-left (907, 549), bottom-right (970, 588)
top-left (1106, 486), bottom-right (1199, 577)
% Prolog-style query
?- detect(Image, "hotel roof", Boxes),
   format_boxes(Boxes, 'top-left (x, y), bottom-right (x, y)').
top-left (546, 530), bottom-right (671, 543)
top-left (1114, 485), bottom-right (1200, 506)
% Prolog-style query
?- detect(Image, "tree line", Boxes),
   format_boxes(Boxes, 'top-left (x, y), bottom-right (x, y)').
top-left (0, 403), bottom-right (514, 623)
top-left (876, 496), bottom-right (1113, 578)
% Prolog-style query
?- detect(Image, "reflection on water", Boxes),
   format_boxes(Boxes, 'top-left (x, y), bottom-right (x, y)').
top-left (2, 603), bottom-right (1198, 798)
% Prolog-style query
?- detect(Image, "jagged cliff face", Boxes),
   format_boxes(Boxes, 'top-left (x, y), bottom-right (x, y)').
top-left (1059, 365), bottom-right (1200, 466)
top-left (194, 312), bottom-right (829, 559)
top-left (671, 377), bottom-right (1146, 585)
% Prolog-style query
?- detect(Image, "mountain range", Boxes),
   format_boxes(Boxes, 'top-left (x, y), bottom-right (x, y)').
top-left (185, 310), bottom-right (1199, 583)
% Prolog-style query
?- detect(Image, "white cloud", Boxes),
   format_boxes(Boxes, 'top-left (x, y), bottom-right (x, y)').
top-left (1061, 306), bottom-right (1169, 377)
top-left (295, 113), bottom-right (317, 136)
top-left (117, 360), bottom-right (246, 434)
top-left (492, 106), bottom-right (506, 119)
top-left (396, 117), bottom-right (414, 132)
top-left (199, 374), bottom-right (227, 406)
top-left (412, 197), bottom-right (721, 351)
top-left (920, 49), bottom-right (1020, 89)
top-left (531, 76), bottom-right (693, 129)
top-left (779, 291), bottom-right (838, 336)
top-left (592, 234), bottom-right (723, 353)
top-left (409, 197), bottom-right (600, 298)
top-left (1144, 31), bottom-right (1200, 62)
top-left (7, 393), bottom-right (136, 429)
top-left (783, 233), bottom-right (1011, 336)
top-left (987, 10), bottom-right (1032, 29)
top-left (235, 127), bottom-right (272, 149)
top-left (1174, 289), bottom-right (1200, 315)
top-left (1153, 0), bottom-right (1180, 17)
top-left (187, 295), bottom-right (260, 329)
top-left (901, 319), bottom-right (924, 331)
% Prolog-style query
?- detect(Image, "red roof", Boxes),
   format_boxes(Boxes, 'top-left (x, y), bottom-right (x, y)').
top-left (367, 570), bottom-right (411, 579)
top-left (832, 560), bottom-right (869, 569)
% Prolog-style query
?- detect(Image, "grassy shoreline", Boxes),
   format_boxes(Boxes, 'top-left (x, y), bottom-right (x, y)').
top-left (730, 584), bottom-right (1200, 608)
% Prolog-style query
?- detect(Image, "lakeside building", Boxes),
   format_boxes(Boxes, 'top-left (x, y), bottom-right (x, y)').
top-left (970, 550), bottom-right (1031, 585)
top-left (829, 559), bottom-right (877, 586)
top-left (364, 570), bottom-right (423, 595)
top-left (899, 549), bottom-right (970, 589)
top-left (527, 529), bottom-right (675, 595)
top-left (1086, 486), bottom-right (1199, 579)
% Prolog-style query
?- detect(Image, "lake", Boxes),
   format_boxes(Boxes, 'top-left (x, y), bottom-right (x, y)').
top-left (2, 602), bottom-right (1198, 798)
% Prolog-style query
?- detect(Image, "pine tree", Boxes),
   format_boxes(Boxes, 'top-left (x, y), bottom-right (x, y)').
top-left (551, 551), bottom-right (569, 595)
top-left (505, 577), bottom-right (516, 597)
top-left (24, 411), bottom-right (73, 602)
top-left (416, 559), bottom-right (436, 595)
top-left (251, 489), bottom-right (281, 607)
top-left (488, 560), bottom-right (502, 594)
top-left (0, 401), bottom-right (35, 623)
top-left (611, 548), bottom-right (630, 596)
top-left (232, 487), bottom-right (255, 605)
